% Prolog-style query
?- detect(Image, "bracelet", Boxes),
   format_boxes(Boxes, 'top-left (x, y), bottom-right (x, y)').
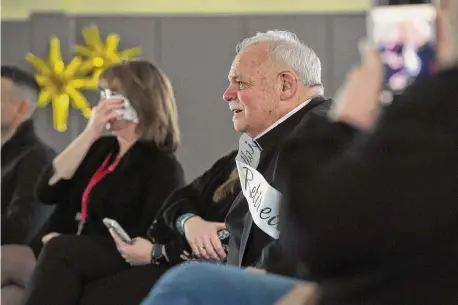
top-left (176, 213), bottom-right (195, 235)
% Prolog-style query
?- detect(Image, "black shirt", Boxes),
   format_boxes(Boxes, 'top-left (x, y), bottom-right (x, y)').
top-left (280, 67), bottom-right (458, 304)
top-left (36, 136), bottom-right (185, 241)
top-left (1, 120), bottom-right (56, 245)
top-left (152, 150), bottom-right (239, 264)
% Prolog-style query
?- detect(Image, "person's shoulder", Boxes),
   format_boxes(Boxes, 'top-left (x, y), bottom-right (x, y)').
top-left (25, 137), bottom-right (56, 163)
top-left (209, 149), bottom-right (238, 170)
top-left (146, 145), bottom-right (183, 171)
top-left (309, 96), bottom-right (333, 116)
top-left (292, 96), bottom-right (333, 134)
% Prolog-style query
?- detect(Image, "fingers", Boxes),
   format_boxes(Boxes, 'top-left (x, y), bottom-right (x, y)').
top-left (215, 222), bottom-right (227, 231)
top-left (111, 230), bottom-right (132, 264)
top-left (358, 39), bottom-right (381, 69)
top-left (98, 99), bottom-right (124, 109)
top-left (201, 236), bottom-right (219, 260)
top-left (109, 229), bottom-right (125, 246)
top-left (95, 100), bottom-right (124, 116)
top-left (209, 234), bottom-right (227, 260)
top-left (42, 232), bottom-right (59, 244)
top-left (188, 240), bottom-right (202, 258)
top-left (195, 238), bottom-right (211, 259)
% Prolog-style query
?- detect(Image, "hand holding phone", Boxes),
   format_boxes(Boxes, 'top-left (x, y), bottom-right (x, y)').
top-left (103, 218), bottom-right (133, 244)
top-left (368, 3), bottom-right (437, 95)
top-left (99, 89), bottom-right (139, 123)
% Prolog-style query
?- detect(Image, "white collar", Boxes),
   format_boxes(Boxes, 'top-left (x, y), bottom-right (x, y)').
top-left (254, 99), bottom-right (312, 140)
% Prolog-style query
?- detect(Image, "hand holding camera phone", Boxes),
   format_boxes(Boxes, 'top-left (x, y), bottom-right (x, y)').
top-left (103, 218), bottom-right (133, 244)
top-left (99, 89), bottom-right (139, 123)
top-left (368, 1), bottom-right (437, 97)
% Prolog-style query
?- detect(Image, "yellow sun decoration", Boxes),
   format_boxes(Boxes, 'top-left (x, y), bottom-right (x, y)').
top-left (75, 25), bottom-right (143, 87)
top-left (26, 37), bottom-right (94, 132)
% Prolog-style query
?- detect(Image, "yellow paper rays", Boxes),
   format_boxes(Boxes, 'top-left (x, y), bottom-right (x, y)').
top-left (25, 27), bottom-right (142, 132)
top-left (26, 36), bottom-right (93, 132)
top-left (75, 25), bottom-right (143, 87)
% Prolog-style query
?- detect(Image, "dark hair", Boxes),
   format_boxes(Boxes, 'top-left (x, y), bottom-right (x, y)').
top-left (100, 59), bottom-right (180, 152)
top-left (1, 66), bottom-right (40, 94)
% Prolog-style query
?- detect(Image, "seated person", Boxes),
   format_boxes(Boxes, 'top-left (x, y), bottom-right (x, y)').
top-left (1, 66), bottom-right (56, 305)
top-left (22, 149), bottom-right (239, 305)
top-left (166, 30), bottom-right (331, 277)
top-left (1, 66), bottom-right (56, 245)
top-left (141, 4), bottom-right (458, 304)
top-left (22, 59), bottom-right (185, 305)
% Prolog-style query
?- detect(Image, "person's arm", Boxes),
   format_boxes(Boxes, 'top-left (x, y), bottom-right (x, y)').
top-left (160, 150), bottom-right (238, 234)
top-left (280, 71), bottom-right (458, 273)
top-left (49, 129), bottom-right (99, 183)
top-left (1, 147), bottom-right (56, 245)
top-left (36, 99), bottom-right (121, 205)
top-left (35, 135), bottom-right (105, 205)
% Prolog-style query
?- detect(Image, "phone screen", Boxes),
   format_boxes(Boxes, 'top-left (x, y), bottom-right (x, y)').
top-left (368, 4), bottom-right (437, 95)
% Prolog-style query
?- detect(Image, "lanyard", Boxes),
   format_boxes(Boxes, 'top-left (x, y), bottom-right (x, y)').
top-left (77, 152), bottom-right (120, 235)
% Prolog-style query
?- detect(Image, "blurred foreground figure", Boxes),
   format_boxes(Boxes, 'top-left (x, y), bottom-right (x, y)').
top-left (141, 1), bottom-right (458, 304)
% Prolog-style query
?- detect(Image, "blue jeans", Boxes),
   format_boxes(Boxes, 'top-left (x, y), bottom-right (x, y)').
top-left (140, 263), bottom-right (297, 305)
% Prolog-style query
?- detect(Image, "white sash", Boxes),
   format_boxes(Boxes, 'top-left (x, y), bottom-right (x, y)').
top-left (236, 133), bottom-right (262, 169)
top-left (236, 161), bottom-right (281, 239)
top-left (235, 134), bottom-right (281, 239)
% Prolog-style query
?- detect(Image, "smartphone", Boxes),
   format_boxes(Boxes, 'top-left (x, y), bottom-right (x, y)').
top-left (103, 218), bottom-right (133, 244)
top-left (368, 3), bottom-right (437, 97)
top-left (99, 89), bottom-right (139, 123)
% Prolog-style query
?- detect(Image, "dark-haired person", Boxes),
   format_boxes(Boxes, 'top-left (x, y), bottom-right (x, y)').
top-left (1, 66), bottom-right (56, 305)
top-left (22, 59), bottom-right (185, 305)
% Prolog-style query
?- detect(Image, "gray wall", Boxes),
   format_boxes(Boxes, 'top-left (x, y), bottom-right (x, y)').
top-left (1, 13), bottom-right (366, 181)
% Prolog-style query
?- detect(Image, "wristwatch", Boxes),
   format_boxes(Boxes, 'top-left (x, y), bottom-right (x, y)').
top-left (151, 244), bottom-right (164, 264)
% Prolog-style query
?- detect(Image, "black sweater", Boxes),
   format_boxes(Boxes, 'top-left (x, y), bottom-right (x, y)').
top-left (1, 120), bottom-right (56, 245)
top-left (280, 67), bottom-right (458, 304)
top-left (36, 136), bottom-right (185, 242)
top-left (150, 150), bottom-right (239, 264)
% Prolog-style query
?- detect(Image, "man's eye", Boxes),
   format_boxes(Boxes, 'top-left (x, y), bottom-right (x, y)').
top-left (237, 81), bottom-right (245, 89)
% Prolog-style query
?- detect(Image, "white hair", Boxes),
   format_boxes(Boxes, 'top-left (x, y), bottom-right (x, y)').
top-left (236, 30), bottom-right (323, 94)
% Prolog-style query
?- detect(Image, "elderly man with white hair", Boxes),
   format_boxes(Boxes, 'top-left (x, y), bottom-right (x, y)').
top-left (141, 1), bottom-right (458, 305)
top-left (175, 29), bottom-right (331, 276)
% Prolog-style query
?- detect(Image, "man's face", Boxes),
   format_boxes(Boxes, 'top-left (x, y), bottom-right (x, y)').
top-left (223, 42), bottom-right (282, 137)
top-left (1, 78), bottom-right (23, 133)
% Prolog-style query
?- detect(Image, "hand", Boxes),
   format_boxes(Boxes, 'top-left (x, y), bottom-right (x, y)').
top-left (246, 267), bottom-right (266, 274)
top-left (42, 232), bottom-right (60, 244)
top-left (274, 283), bottom-right (319, 305)
top-left (184, 216), bottom-right (227, 260)
top-left (110, 230), bottom-right (153, 266)
top-left (330, 41), bottom-right (383, 130)
top-left (84, 99), bottom-right (123, 137)
top-left (436, 0), bottom-right (455, 68)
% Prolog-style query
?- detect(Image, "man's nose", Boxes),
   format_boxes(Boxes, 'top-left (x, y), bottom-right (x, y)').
top-left (223, 86), bottom-right (236, 102)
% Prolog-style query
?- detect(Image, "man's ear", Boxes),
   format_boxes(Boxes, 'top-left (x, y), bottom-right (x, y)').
top-left (279, 71), bottom-right (298, 101)
top-left (17, 100), bottom-right (31, 119)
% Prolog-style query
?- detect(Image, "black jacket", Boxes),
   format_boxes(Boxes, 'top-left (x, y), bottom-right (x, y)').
top-left (36, 136), bottom-right (185, 243)
top-left (280, 67), bottom-right (458, 304)
top-left (225, 97), bottom-right (332, 276)
top-left (155, 150), bottom-right (239, 264)
top-left (1, 120), bottom-right (56, 245)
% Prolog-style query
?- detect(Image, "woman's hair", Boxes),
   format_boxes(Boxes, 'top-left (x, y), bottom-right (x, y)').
top-left (100, 59), bottom-right (180, 152)
top-left (213, 170), bottom-right (239, 202)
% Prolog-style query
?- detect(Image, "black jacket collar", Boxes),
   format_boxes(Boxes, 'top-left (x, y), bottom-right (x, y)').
top-left (255, 96), bottom-right (328, 154)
